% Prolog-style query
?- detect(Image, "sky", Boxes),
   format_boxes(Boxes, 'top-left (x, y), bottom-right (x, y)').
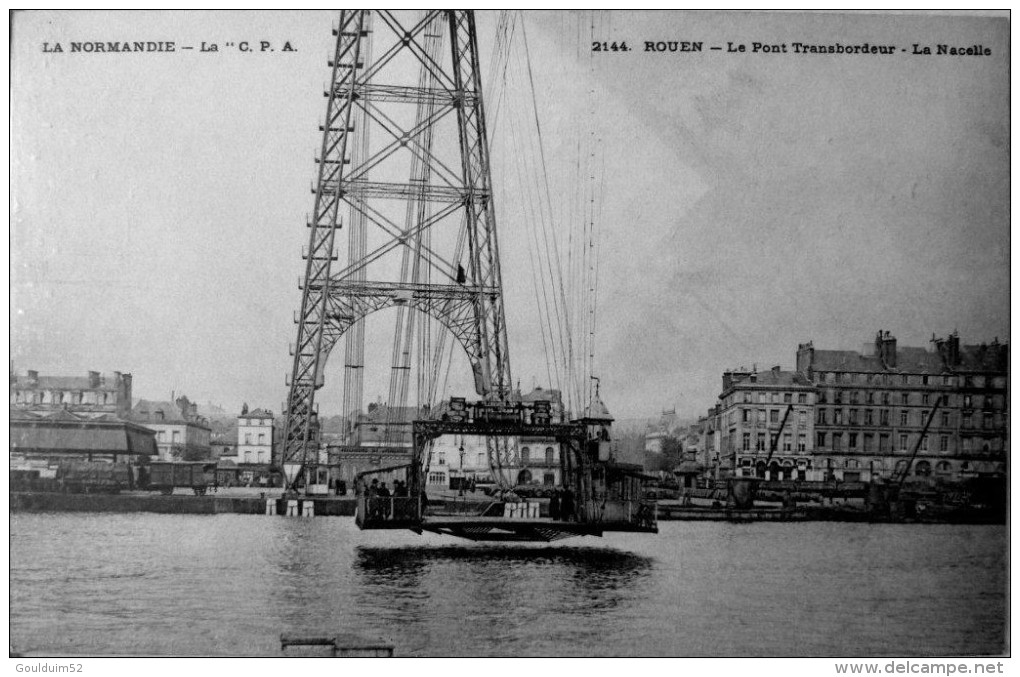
top-left (10, 11), bottom-right (1010, 421)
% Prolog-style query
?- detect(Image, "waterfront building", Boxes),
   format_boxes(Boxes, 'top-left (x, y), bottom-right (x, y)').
top-left (716, 366), bottom-right (817, 480)
top-left (797, 330), bottom-right (1008, 482)
top-left (132, 396), bottom-right (212, 461)
top-left (234, 405), bottom-right (275, 465)
top-left (10, 408), bottom-right (157, 468)
top-left (10, 369), bottom-right (133, 419)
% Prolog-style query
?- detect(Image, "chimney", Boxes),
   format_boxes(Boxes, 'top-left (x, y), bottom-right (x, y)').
top-left (771, 365), bottom-right (781, 376)
top-left (27, 370), bottom-right (38, 384)
top-left (948, 331), bottom-right (960, 367)
top-left (796, 342), bottom-right (815, 376)
top-left (88, 371), bottom-right (100, 388)
top-left (877, 330), bottom-right (897, 368)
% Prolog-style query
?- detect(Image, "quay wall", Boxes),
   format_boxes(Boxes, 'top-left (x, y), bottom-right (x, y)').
top-left (10, 492), bottom-right (358, 516)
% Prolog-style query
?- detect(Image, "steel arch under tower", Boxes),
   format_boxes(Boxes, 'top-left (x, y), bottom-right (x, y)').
top-left (281, 10), bottom-right (514, 490)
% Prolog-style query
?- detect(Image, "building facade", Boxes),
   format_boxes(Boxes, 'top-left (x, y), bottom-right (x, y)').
top-left (797, 331), bottom-right (1008, 482)
top-left (10, 369), bottom-right (133, 419)
top-left (716, 367), bottom-right (817, 479)
top-left (235, 406), bottom-right (275, 465)
top-left (132, 397), bottom-right (212, 462)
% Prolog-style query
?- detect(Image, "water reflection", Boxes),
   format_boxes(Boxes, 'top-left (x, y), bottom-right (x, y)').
top-left (352, 545), bottom-right (654, 655)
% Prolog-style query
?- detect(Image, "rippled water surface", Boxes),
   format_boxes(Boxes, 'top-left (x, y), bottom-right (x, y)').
top-left (10, 514), bottom-right (1006, 656)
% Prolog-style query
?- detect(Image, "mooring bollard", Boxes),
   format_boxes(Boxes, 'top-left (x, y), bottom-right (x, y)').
top-left (302, 500), bottom-right (315, 517)
top-left (287, 499), bottom-right (299, 516)
top-left (266, 499), bottom-right (277, 516)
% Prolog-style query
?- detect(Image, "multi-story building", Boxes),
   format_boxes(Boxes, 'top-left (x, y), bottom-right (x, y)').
top-left (797, 330), bottom-right (1008, 482)
top-left (235, 406), bottom-right (275, 465)
top-left (716, 366), bottom-right (817, 479)
top-left (10, 369), bottom-right (133, 419)
top-left (132, 396), bottom-right (212, 461)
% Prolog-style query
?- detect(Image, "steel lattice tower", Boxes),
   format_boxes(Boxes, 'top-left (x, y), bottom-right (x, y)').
top-left (282, 10), bottom-right (513, 488)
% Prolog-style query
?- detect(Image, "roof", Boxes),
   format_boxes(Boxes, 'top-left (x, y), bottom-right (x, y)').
top-left (241, 408), bottom-right (273, 419)
top-left (582, 394), bottom-right (614, 421)
top-left (10, 410), bottom-right (157, 456)
top-left (518, 387), bottom-right (563, 404)
top-left (958, 343), bottom-right (1009, 373)
top-left (10, 372), bottom-right (127, 391)
top-left (131, 399), bottom-right (208, 427)
top-left (729, 369), bottom-right (813, 388)
top-left (810, 342), bottom-right (1007, 375)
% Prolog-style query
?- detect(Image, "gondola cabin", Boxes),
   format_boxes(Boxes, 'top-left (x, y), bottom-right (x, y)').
top-left (354, 397), bottom-right (657, 542)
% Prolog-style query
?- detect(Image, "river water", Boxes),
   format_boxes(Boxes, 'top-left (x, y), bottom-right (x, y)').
top-left (9, 513), bottom-right (1006, 657)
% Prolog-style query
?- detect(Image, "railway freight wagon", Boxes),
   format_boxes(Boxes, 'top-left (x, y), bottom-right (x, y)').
top-left (145, 462), bottom-right (218, 495)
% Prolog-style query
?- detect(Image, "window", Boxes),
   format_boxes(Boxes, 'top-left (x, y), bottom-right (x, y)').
top-left (849, 433), bottom-right (858, 448)
top-left (543, 473), bottom-right (555, 486)
top-left (258, 433), bottom-right (265, 444)
top-left (879, 434), bottom-right (890, 452)
top-left (799, 411), bottom-right (807, 426)
top-left (783, 393), bottom-right (792, 403)
top-left (834, 409), bottom-right (844, 425)
top-left (173, 431), bottom-right (181, 443)
top-left (943, 375), bottom-right (952, 386)
top-left (520, 447), bottom-right (530, 464)
top-left (920, 436), bottom-right (928, 452)
top-left (899, 434), bottom-right (908, 451)
top-left (963, 395), bottom-right (972, 408)
top-left (867, 391), bottom-right (875, 404)
top-left (757, 409), bottom-right (766, 423)
top-left (771, 392), bottom-right (779, 404)
top-left (922, 375), bottom-right (929, 385)
top-left (941, 394), bottom-right (949, 406)
top-left (798, 434), bottom-right (806, 452)
top-left (863, 434), bottom-right (873, 452)
top-left (834, 390), bottom-right (843, 404)
top-left (798, 394), bottom-right (807, 404)
top-left (919, 410), bottom-right (928, 425)
top-left (545, 447), bottom-right (554, 464)
top-left (983, 413), bottom-right (993, 429)
top-left (882, 392), bottom-right (890, 406)
top-left (770, 410), bottom-right (779, 423)
top-left (939, 436), bottom-right (949, 452)
top-left (849, 409), bottom-right (859, 425)
top-left (900, 410), bottom-right (908, 426)
top-left (758, 393), bottom-right (767, 404)
top-left (755, 433), bottom-right (765, 451)
top-left (817, 409), bottom-right (827, 424)
top-left (743, 392), bottom-right (751, 403)
top-left (850, 391), bottom-right (859, 404)
top-left (783, 434), bottom-right (792, 452)
top-left (817, 432), bottom-right (826, 448)
top-left (437, 452), bottom-right (446, 465)
top-left (880, 409), bottom-right (889, 426)
top-left (832, 433), bottom-right (842, 451)
top-left (922, 393), bottom-right (930, 405)
top-left (818, 390), bottom-right (827, 403)
top-left (902, 374), bottom-right (909, 385)
top-left (962, 413), bottom-right (972, 428)
top-left (941, 412), bottom-right (950, 428)
top-left (742, 433), bottom-right (751, 451)
top-left (244, 433), bottom-right (252, 444)
top-left (477, 453), bottom-right (485, 466)
top-left (743, 409), bottom-right (752, 423)
top-left (157, 431), bottom-right (166, 441)
top-left (901, 393), bottom-right (909, 406)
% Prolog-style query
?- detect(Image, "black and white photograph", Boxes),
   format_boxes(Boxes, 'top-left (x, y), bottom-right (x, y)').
top-left (8, 10), bottom-right (1009, 664)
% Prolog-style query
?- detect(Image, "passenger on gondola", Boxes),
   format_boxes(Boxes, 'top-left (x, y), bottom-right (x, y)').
top-left (561, 487), bottom-right (574, 521)
top-left (378, 482), bottom-right (392, 518)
